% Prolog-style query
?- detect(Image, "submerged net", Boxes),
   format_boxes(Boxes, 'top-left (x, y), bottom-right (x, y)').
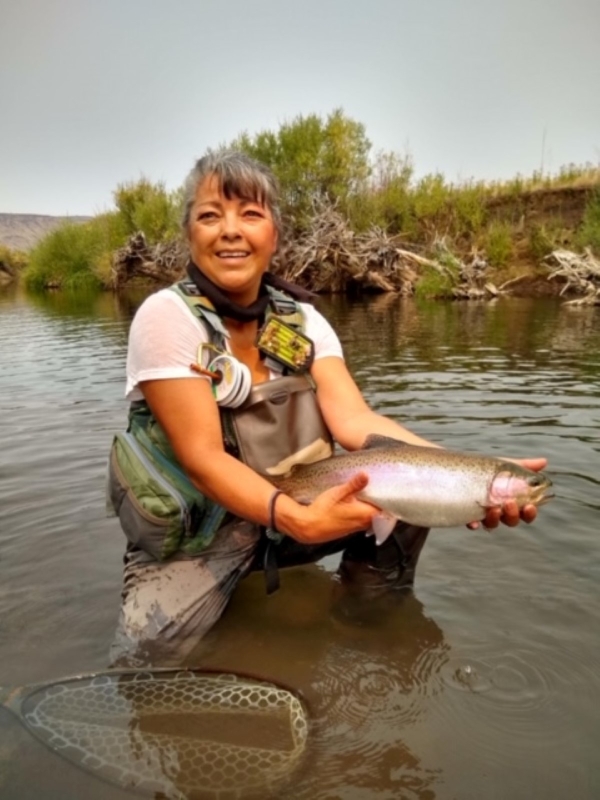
top-left (8, 670), bottom-right (309, 799)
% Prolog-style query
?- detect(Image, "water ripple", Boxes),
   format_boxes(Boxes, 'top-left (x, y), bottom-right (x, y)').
top-left (437, 642), bottom-right (600, 760)
top-left (2, 292), bottom-right (600, 799)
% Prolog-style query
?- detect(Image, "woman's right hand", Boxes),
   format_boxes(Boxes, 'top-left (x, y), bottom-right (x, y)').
top-left (284, 472), bottom-right (379, 544)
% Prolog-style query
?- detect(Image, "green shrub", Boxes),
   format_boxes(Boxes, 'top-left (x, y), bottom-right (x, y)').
top-left (229, 109), bottom-right (371, 227)
top-left (24, 212), bottom-right (128, 290)
top-left (347, 151), bottom-right (415, 234)
top-left (412, 173), bottom-right (448, 223)
top-left (577, 189), bottom-right (600, 254)
top-left (414, 265), bottom-right (457, 299)
top-left (113, 179), bottom-right (181, 242)
top-left (415, 247), bottom-right (460, 299)
top-left (376, 182), bottom-right (416, 236)
top-left (528, 225), bottom-right (553, 260)
top-left (91, 250), bottom-right (117, 287)
top-left (453, 183), bottom-right (487, 234)
top-left (23, 177), bottom-right (180, 290)
top-left (484, 222), bottom-right (513, 267)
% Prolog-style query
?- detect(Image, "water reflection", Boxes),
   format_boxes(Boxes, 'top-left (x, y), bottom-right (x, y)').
top-left (193, 566), bottom-right (449, 799)
top-left (23, 285), bottom-right (150, 323)
top-left (321, 294), bottom-right (600, 372)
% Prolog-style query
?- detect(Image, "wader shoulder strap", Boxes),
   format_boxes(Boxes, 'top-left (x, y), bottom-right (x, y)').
top-left (170, 281), bottom-right (230, 343)
top-left (170, 280), bottom-right (306, 339)
top-left (263, 287), bottom-right (305, 331)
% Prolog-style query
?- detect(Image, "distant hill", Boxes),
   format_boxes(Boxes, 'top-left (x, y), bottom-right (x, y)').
top-left (0, 213), bottom-right (91, 251)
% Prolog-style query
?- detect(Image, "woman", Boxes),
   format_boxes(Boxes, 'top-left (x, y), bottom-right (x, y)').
top-left (109, 151), bottom-right (546, 665)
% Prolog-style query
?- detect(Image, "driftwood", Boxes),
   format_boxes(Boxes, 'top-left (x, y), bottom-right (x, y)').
top-left (498, 274), bottom-right (531, 291)
top-left (111, 203), bottom-right (499, 299)
top-left (0, 260), bottom-right (16, 283)
top-left (430, 238), bottom-right (499, 300)
top-left (274, 206), bottom-right (497, 298)
top-left (271, 203), bottom-right (418, 294)
top-left (111, 232), bottom-right (187, 289)
top-left (545, 248), bottom-right (600, 305)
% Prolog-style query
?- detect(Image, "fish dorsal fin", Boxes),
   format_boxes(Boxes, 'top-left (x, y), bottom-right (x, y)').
top-left (362, 434), bottom-right (408, 450)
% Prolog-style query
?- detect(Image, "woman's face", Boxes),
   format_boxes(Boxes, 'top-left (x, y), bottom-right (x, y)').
top-left (187, 174), bottom-right (278, 306)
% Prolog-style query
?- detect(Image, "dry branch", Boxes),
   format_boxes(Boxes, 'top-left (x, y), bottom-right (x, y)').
top-left (0, 260), bottom-right (16, 283)
top-left (111, 203), bottom-right (502, 299)
top-left (545, 248), bottom-right (600, 304)
top-left (430, 238), bottom-right (498, 300)
top-left (111, 232), bottom-right (187, 289)
top-left (272, 204), bottom-right (423, 294)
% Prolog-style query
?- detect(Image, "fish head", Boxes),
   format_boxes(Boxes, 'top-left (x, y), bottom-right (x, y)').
top-left (524, 471), bottom-right (554, 506)
top-left (489, 466), bottom-right (553, 509)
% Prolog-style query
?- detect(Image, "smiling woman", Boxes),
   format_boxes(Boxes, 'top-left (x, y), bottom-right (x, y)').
top-left (188, 178), bottom-right (278, 306)
top-left (106, 150), bottom-right (547, 667)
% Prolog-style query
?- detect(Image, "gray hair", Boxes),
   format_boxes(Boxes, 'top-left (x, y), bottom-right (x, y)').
top-left (181, 150), bottom-right (282, 235)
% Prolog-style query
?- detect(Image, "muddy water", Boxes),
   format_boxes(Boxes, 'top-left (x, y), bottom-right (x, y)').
top-left (0, 287), bottom-right (599, 799)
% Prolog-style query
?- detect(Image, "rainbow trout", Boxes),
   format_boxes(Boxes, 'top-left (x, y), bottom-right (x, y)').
top-left (272, 435), bottom-right (552, 542)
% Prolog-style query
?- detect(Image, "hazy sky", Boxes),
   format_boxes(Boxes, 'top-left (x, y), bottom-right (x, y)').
top-left (1, 0), bottom-right (599, 216)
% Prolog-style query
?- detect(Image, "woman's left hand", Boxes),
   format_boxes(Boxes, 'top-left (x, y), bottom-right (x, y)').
top-left (468, 457), bottom-right (548, 530)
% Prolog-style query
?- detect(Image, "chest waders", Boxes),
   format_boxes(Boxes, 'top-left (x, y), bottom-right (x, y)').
top-left (107, 280), bottom-right (333, 592)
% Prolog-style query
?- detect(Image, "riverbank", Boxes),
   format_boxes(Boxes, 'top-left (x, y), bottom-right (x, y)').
top-left (2, 170), bottom-right (599, 300)
top-left (109, 181), bottom-right (600, 302)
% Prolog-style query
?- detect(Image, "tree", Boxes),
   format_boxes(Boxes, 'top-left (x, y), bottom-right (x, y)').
top-left (229, 109), bottom-right (371, 228)
top-left (113, 178), bottom-right (181, 243)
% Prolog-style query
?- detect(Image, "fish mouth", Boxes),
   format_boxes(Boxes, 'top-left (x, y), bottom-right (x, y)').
top-left (534, 491), bottom-right (555, 506)
top-left (527, 476), bottom-right (554, 506)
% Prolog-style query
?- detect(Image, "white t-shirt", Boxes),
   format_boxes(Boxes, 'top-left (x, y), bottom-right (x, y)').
top-left (125, 288), bottom-right (344, 401)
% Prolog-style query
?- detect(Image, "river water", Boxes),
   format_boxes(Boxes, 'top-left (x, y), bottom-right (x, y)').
top-left (0, 286), bottom-right (599, 799)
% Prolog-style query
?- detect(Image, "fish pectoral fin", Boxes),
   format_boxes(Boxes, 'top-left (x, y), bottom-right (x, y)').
top-left (368, 513), bottom-right (398, 545)
top-left (362, 434), bottom-right (408, 450)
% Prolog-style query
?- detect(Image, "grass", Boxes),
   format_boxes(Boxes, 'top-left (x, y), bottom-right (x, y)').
top-left (576, 188), bottom-right (600, 253)
top-left (484, 222), bottom-right (514, 268)
top-left (24, 213), bottom-right (128, 291)
top-left (414, 266), bottom-right (457, 299)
